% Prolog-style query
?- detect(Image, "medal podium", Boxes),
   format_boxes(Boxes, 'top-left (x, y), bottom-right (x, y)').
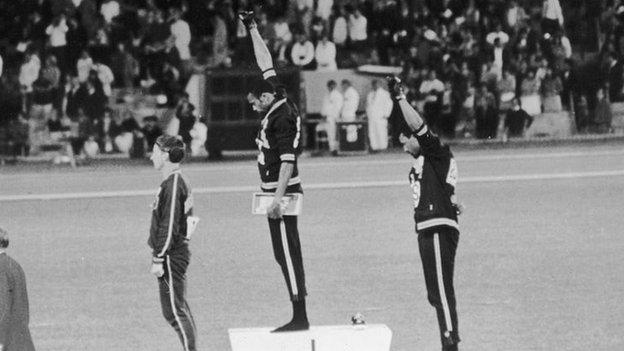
top-left (229, 324), bottom-right (392, 351)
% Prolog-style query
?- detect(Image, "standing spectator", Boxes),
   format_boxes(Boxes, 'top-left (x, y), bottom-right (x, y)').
top-left (65, 76), bottom-right (87, 119)
top-left (45, 14), bottom-right (69, 75)
top-left (419, 70), bottom-right (444, 131)
top-left (176, 96), bottom-right (196, 148)
top-left (169, 7), bottom-right (192, 75)
top-left (0, 228), bottom-right (36, 351)
top-left (110, 42), bottom-right (139, 89)
top-left (93, 61), bottom-right (115, 97)
top-left (348, 7), bottom-right (368, 51)
top-left (365, 79), bottom-right (393, 151)
top-left (541, 67), bottom-right (563, 112)
top-left (341, 79), bottom-right (359, 122)
top-left (290, 32), bottom-right (315, 70)
top-left (504, 98), bottom-right (533, 138)
top-left (320, 80), bottom-right (343, 155)
top-left (30, 71), bottom-right (55, 154)
top-left (332, 6), bottom-right (348, 48)
top-left (592, 88), bottom-right (613, 133)
top-left (41, 55), bottom-right (62, 110)
top-left (83, 78), bottom-right (107, 121)
top-left (141, 116), bottom-right (163, 151)
top-left (520, 69), bottom-right (542, 117)
top-left (19, 51), bottom-right (42, 112)
top-left (189, 115), bottom-right (208, 157)
top-left (542, 0), bottom-right (564, 36)
top-left (498, 69), bottom-right (517, 112)
top-left (315, 34), bottom-right (337, 71)
top-left (76, 50), bottom-right (93, 83)
top-left (474, 85), bottom-right (498, 139)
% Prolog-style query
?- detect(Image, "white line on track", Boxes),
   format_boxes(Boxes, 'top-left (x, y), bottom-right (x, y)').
top-left (2, 169), bottom-right (623, 202)
top-left (2, 149), bottom-right (623, 179)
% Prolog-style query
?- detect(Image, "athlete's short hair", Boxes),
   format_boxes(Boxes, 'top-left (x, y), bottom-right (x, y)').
top-left (0, 227), bottom-right (9, 248)
top-left (155, 135), bottom-right (185, 163)
top-left (254, 79), bottom-right (276, 96)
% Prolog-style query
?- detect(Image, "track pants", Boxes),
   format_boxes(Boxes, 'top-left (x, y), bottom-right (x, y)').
top-left (158, 253), bottom-right (197, 351)
top-left (418, 226), bottom-right (460, 347)
top-left (263, 184), bottom-right (307, 301)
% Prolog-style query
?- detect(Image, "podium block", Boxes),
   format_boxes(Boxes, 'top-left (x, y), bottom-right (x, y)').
top-left (229, 324), bottom-right (392, 351)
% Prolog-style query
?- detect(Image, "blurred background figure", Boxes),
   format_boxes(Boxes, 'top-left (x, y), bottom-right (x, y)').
top-left (319, 79), bottom-right (343, 155)
top-left (365, 79), bottom-right (393, 152)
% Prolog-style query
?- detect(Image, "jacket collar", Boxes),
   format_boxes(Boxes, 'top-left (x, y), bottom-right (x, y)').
top-left (262, 98), bottom-right (288, 122)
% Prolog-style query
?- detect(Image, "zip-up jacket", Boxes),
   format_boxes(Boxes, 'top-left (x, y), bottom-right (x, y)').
top-left (408, 124), bottom-right (459, 232)
top-left (148, 170), bottom-right (193, 262)
top-left (256, 74), bottom-right (302, 190)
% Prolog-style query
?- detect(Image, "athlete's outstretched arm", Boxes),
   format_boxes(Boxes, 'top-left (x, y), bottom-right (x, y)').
top-left (246, 19), bottom-right (277, 79)
top-left (387, 76), bottom-right (425, 132)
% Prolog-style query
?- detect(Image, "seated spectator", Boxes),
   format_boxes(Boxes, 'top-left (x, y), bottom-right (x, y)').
top-left (332, 6), bottom-right (348, 48)
top-left (169, 7), bottom-right (192, 73)
top-left (176, 96), bottom-right (196, 148)
top-left (315, 34), bottom-right (337, 71)
top-left (520, 69), bottom-right (542, 117)
top-left (504, 98), bottom-right (533, 138)
top-left (30, 71), bottom-right (55, 153)
top-left (291, 32), bottom-right (315, 70)
top-left (101, 108), bottom-right (121, 153)
top-left (316, 0), bottom-right (333, 24)
top-left (65, 76), bottom-right (87, 120)
top-left (506, 0), bottom-right (528, 33)
top-left (541, 67), bottom-right (563, 112)
top-left (19, 51), bottom-right (42, 110)
top-left (498, 69), bottom-right (517, 111)
top-left (93, 61), bottom-right (115, 97)
top-left (115, 112), bottom-right (141, 154)
top-left (5, 113), bottom-right (30, 157)
top-left (141, 116), bottom-right (163, 151)
top-left (486, 23), bottom-right (510, 47)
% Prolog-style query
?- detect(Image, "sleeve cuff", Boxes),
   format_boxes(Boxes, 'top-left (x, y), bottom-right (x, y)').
top-left (152, 257), bottom-right (164, 263)
top-left (263, 68), bottom-right (277, 80)
top-left (280, 153), bottom-right (296, 162)
top-left (415, 124), bottom-right (428, 136)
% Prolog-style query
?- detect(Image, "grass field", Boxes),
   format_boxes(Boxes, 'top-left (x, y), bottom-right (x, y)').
top-left (1, 143), bottom-right (624, 351)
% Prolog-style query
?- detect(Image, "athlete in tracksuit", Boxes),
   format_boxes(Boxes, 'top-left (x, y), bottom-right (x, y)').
top-left (148, 135), bottom-right (197, 350)
top-left (388, 76), bottom-right (462, 351)
top-left (240, 11), bottom-right (309, 332)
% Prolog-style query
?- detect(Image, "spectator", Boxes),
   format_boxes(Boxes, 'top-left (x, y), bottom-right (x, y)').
top-left (316, 0), bottom-right (333, 24)
top-left (65, 76), bottom-right (87, 119)
top-left (348, 7), bottom-right (368, 50)
top-left (101, 107), bottom-right (119, 153)
top-left (474, 85), bottom-right (498, 139)
top-left (520, 69), bottom-right (542, 117)
top-left (605, 52), bottom-right (624, 102)
top-left (315, 34), bottom-right (337, 71)
top-left (45, 14), bottom-right (69, 74)
top-left (30, 71), bottom-right (55, 153)
top-left (189, 115), bottom-right (208, 157)
top-left (141, 115), bottom-right (163, 151)
top-left (93, 61), bottom-right (115, 97)
top-left (506, 0), bottom-right (528, 33)
top-left (498, 69), bottom-right (517, 111)
top-left (332, 6), bottom-right (348, 48)
top-left (341, 79), bottom-right (359, 122)
top-left (419, 70), bottom-right (444, 130)
top-left (76, 50), bottom-right (93, 83)
top-left (83, 77), bottom-right (107, 121)
top-left (542, 0), bottom-right (564, 36)
top-left (100, 0), bottom-right (120, 25)
top-left (592, 88), bottom-right (613, 133)
top-left (110, 42), bottom-right (139, 89)
top-left (541, 67), bottom-right (563, 112)
top-left (176, 96), bottom-right (196, 148)
top-left (504, 98), bottom-right (533, 138)
top-left (169, 7), bottom-right (192, 73)
top-left (320, 80), bottom-right (343, 155)
top-left (115, 111), bottom-right (140, 154)
top-left (439, 80), bottom-right (455, 138)
top-left (486, 23), bottom-right (510, 47)
top-left (291, 32), bottom-right (315, 70)
top-left (41, 55), bottom-right (61, 90)
top-left (365, 79), bottom-right (393, 151)
top-left (19, 51), bottom-right (42, 111)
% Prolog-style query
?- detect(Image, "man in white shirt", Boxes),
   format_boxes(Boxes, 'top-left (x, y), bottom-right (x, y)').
top-left (341, 79), bottom-right (360, 121)
top-left (316, 0), bottom-right (334, 23)
top-left (485, 24), bottom-right (509, 46)
top-left (290, 32), bottom-right (315, 69)
top-left (332, 7), bottom-right (348, 47)
top-left (170, 8), bottom-right (192, 62)
top-left (365, 79), bottom-right (394, 151)
top-left (94, 61), bottom-right (115, 97)
top-left (320, 80), bottom-right (343, 153)
top-left (315, 35), bottom-right (337, 71)
top-left (348, 8), bottom-right (368, 49)
top-left (46, 15), bottom-right (69, 74)
top-left (542, 0), bottom-right (563, 35)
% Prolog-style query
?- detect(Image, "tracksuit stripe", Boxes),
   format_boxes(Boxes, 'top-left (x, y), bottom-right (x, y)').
top-left (158, 174), bottom-right (179, 258)
top-left (280, 221), bottom-right (298, 297)
top-left (166, 256), bottom-right (190, 351)
top-left (433, 233), bottom-right (453, 333)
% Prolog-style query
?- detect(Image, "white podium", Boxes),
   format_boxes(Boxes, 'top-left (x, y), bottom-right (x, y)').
top-left (229, 324), bottom-right (392, 351)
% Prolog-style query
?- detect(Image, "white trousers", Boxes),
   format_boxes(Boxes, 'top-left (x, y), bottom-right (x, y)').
top-left (368, 117), bottom-right (388, 150)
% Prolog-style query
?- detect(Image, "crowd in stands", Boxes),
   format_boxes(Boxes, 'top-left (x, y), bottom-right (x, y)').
top-left (0, 0), bottom-right (623, 161)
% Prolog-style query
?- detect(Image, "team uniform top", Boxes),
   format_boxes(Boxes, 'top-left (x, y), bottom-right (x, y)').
top-left (148, 170), bottom-right (193, 262)
top-left (408, 124), bottom-right (459, 232)
top-left (256, 70), bottom-right (302, 190)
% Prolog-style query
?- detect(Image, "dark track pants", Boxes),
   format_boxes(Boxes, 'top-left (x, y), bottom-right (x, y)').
top-left (263, 184), bottom-right (307, 301)
top-left (158, 254), bottom-right (197, 351)
top-left (418, 227), bottom-right (460, 347)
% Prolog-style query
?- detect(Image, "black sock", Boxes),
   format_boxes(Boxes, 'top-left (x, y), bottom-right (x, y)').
top-left (293, 299), bottom-right (308, 322)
